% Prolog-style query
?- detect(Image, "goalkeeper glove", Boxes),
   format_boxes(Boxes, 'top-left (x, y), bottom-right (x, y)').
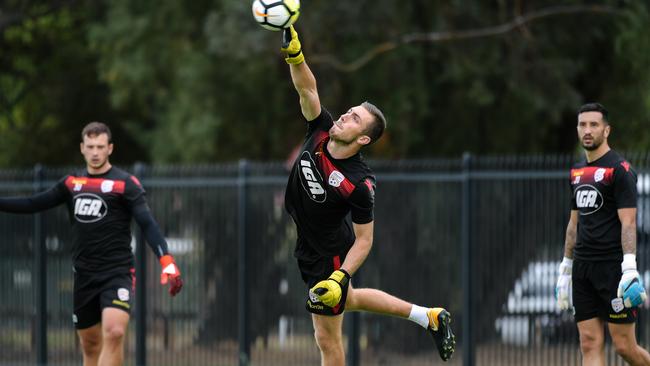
top-left (310, 269), bottom-right (351, 307)
top-left (617, 254), bottom-right (647, 308)
top-left (281, 25), bottom-right (305, 65)
top-left (160, 254), bottom-right (183, 297)
top-left (555, 257), bottom-right (573, 310)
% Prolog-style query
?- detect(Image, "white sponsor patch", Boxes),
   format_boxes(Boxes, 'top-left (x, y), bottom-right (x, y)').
top-left (328, 171), bottom-right (345, 187)
top-left (612, 297), bottom-right (624, 313)
top-left (308, 289), bottom-right (320, 303)
top-left (101, 180), bottom-right (114, 193)
top-left (117, 288), bottom-right (130, 302)
top-left (594, 168), bottom-right (606, 182)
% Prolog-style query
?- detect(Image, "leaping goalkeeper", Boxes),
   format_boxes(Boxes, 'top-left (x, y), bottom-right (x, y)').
top-left (556, 103), bottom-right (650, 365)
top-left (280, 26), bottom-right (455, 364)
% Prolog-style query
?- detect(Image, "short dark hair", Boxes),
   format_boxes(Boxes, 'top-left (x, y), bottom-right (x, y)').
top-left (361, 101), bottom-right (386, 145)
top-left (81, 122), bottom-right (112, 142)
top-left (578, 103), bottom-right (609, 124)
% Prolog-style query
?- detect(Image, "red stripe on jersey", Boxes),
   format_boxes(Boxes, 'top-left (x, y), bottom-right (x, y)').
top-left (317, 140), bottom-right (356, 198)
top-left (333, 255), bottom-right (341, 270)
top-left (621, 161), bottom-right (631, 172)
top-left (331, 255), bottom-right (343, 314)
top-left (130, 268), bottom-right (136, 291)
top-left (65, 176), bottom-right (126, 193)
top-left (570, 166), bottom-right (614, 184)
top-left (364, 179), bottom-right (374, 193)
top-left (315, 130), bottom-right (329, 142)
top-left (130, 175), bottom-right (142, 187)
top-left (332, 303), bottom-right (341, 313)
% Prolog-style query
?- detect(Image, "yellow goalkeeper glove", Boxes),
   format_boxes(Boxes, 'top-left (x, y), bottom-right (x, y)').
top-left (281, 25), bottom-right (305, 65)
top-left (310, 269), bottom-right (351, 307)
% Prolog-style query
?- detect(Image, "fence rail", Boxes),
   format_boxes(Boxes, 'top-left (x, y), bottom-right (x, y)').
top-left (0, 153), bottom-right (649, 366)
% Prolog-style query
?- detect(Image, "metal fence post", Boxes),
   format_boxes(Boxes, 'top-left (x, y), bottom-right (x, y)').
top-left (461, 153), bottom-right (475, 366)
top-left (134, 162), bottom-right (147, 366)
top-left (33, 164), bottom-right (47, 366)
top-left (238, 159), bottom-right (250, 366)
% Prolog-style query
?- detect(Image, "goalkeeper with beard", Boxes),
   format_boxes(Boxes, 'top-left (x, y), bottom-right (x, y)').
top-left (556, 103), bottom-right (650, 365)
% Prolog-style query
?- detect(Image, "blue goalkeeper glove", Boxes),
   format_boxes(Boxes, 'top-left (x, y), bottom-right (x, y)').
top-left (281, 25), bottom-right (304, 65)
top-left (617, 254), bottom-right (647, 308)
top-left (310, 269), bottom-right (350, 307)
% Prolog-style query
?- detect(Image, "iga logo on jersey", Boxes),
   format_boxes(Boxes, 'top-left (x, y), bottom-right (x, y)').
top-left (574, 184), bottom-right (603, 215)
top-left (299, 151), bottom-right (326, 203)
top-left (73, 193), bottom-right (108, 223)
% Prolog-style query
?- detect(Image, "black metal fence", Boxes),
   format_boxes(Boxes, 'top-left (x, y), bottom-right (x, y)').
top-left (1, 153), bottom-right (650, 366)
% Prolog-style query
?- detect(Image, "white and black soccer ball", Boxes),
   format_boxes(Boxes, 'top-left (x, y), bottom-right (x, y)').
top-left (252, 0), bottom-right (300, 31)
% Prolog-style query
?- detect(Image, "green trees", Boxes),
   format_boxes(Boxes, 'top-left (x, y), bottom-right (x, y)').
top-left (1, 0), bottom-right (648, 166)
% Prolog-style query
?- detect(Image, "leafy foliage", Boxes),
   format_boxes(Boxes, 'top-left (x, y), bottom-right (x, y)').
top-left (1, 0), bottom-right (649, 166)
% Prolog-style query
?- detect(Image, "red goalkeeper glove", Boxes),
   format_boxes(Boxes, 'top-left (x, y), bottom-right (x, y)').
top-left (160, 254), bottom-right (183, 296)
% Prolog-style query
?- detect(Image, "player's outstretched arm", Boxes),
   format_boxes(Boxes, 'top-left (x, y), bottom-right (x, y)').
top-left (0, 185), bottom-right (67, 214)
top-left (132, 203), bottom-right (183, 296)
top-left (281, 25), bottom-right (321, 121)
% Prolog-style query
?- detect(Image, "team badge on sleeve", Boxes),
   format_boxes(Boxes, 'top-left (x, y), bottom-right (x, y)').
top-left (101, 180), bottom-right (114, 193)
top-left (328, 171), bottom-right (344, 187)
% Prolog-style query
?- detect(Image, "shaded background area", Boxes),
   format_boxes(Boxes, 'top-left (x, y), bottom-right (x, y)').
top-left (1, 0), bottom-right (650, 167)
top-left (3, 0), bottom-right (650, 365)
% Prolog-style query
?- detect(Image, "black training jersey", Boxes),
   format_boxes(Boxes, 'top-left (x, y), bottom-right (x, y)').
top-left (570, 150), bottom-right (637, 261)
top-left (50, 167), bottom-right (146, 273)
top-left (285, 108), bottom-right (376, 261)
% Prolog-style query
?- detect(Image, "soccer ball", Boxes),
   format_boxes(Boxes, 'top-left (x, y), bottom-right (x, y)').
top-left (252, 0), bottom-right (300, 31)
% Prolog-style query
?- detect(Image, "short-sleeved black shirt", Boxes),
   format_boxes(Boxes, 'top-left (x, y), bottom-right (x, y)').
top-left (570, 150), bottom-right (637, 261)
top-left (50, 167), bottom-right (146, 273)
top-left (285, 108), bottom-right (376, 261)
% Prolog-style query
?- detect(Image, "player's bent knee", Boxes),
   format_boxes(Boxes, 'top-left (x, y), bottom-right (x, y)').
top-left (579, 332), bottom-right (603, 354)
top-left (314, 328), bottom-right (343, 353)
top-left (612, 337), bottom-right (636, 360)
top-left (345, 287), bottom-right (358, 310)
top-left (613, 344), bottom-right (633, 360)
top-left (80, 338), bottom-right (101, 352)
top-left (103, 325), bottom-right (126, 342)
top-left (79, 335), bottom-right (102, 355)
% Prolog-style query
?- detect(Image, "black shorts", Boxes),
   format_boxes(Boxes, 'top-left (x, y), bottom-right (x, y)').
top-left (573, 259), bottom-right (638, 324)
top-left (73, 268), bottom-right (135, 329)
top-left (298, 254), bottom-right (349, 316)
